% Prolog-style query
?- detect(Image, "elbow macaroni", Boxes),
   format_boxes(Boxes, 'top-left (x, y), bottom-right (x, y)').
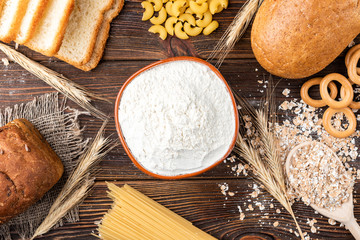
top-left (195, 11), bottom-right (212, 28)
top-left (189, 0), bottom-right (208, 15)
top-left (150, 7), bottom-right (167, 25)
top-left (142, 0), bottom-right (226, 39)
top-left (149, 25), bottom-right (168, 40)
top-left (184, 22), bottom-right (202, 36)
top-left (172, 0), bottom-right (187, 16)
top-left (209, 0), bottom-right (227, 14)
top-left (203, 20), bottom-right (218, 35)
top-left (179, 13), bottom-right (196, 26)
top-left (174, 22), bottom-right (189, 39)
top-left (142, 1), bottom-right (154, 21)
top-left (148, 0), bottom-right (163, 11)
top-left (165, 17), bottom-right (178, 35)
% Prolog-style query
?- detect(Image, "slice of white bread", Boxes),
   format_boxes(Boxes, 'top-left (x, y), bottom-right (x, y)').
top-left (0, 0), bottom-right (29, 43)
top-left (15, 0), bottom-right (49, 44)
top-left (55, 0), bottom-right (115, 66)
top-left (77, 0), bottom-right (124, 71)
top-left (24, 0), bottom-right (74, 56)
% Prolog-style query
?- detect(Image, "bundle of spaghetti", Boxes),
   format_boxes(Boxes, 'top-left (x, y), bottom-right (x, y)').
top-left (96, 183), bottom-right (217, 240)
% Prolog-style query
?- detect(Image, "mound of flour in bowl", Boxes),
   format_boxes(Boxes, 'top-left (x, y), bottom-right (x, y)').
top-left (118, 60), bottom-right (236, 176)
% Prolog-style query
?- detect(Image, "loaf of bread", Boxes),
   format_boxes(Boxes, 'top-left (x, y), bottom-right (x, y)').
top-left (251, 0), bottom-right (360, 79)
top-left (0, 119), bottom-right (63, 224)
top-left (0, 0), bottom-right (123, 70)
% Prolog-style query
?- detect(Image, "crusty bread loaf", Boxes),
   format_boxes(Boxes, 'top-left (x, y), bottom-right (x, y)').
top-left (55, 0), bottom-right (114, 66)
top-left (0, 0), bottom-right (29, 43)
top-left (0, 119), bottom-right (63, 224)
top-left (15, 0), bottom-right (49, 44)
top-left (77, 0), bottom-right (124, 71)
top-left (24, 0), bottom-right (75, 56)
top-left (251, 0), bottom-right (360, 79)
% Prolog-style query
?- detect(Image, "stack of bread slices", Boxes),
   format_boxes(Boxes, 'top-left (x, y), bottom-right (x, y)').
top-left (0, 0), bottom-right (124, 71)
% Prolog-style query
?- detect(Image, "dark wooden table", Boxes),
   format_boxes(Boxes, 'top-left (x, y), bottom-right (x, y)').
top-left (1, 0), bottom-right (359, 239)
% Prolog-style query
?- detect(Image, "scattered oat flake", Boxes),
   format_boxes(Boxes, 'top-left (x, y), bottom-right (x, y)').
top-left (228, 191), bottom-right (235, 196)
top-left (1, 58), bottom-right (9, 66)
top-left (276, 209), bottom-right (281, 214)
top-left (328, 218), bottom-right (336, 225)
top-left (218, 183), bottom-right (229, 196)
top-left (248, 204), bottom-right (254, 211)
top-left (273, 221), bottom-right (279, 227)
top-left (311, 226), bottom-right (317, 233)
top-left (282, 88), bottom-right (290, 97)
top-left (250, 191), bottom-right (258, 198)
top-left (240, 212), bottom-right (245, 220)
top-left (270, 203), bottom-right (274, 209)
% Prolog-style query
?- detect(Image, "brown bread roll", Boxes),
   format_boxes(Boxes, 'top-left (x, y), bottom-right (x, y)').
top-left (251, 0), bottom-right (360, 79)
top-left (0, 119), bottom-right (63, 224)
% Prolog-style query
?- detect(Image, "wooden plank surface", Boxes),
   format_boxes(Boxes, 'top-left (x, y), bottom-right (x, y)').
top-left (0, 0), bottom-right (359, 239)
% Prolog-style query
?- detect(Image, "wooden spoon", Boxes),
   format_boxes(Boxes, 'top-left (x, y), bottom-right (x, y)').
top-left (285, 141), bottom-right (360, 240)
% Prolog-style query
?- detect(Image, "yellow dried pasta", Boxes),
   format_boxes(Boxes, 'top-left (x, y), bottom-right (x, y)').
top-left (142, 0), bottom-right (227, 40)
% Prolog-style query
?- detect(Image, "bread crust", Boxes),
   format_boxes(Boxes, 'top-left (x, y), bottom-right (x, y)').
top-left (15, 0), bottom-right (50, 44)
top-left (0, 0), bottom-right (30, 43)
top-left (77, 0), bottom-right (124, 71)
top-left (25, 0), bottom-right (75, 57)
top-left (0, 119), bottom-right (63, 224)
top-left (55, 0), bottom-right (115, 66)
top-left (251, 0), bottom-right (360, 79)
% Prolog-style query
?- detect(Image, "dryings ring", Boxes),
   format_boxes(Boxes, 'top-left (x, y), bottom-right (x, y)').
top-left (340, 83), bottom-right (360, 109)
top-left (348, 49), bottom-right (360, 85)
top-left (345, 44), bottom-right (360, 75)
top-left (320, 73), bottom-right (353, 109)
top-left (322, 107), bottom-right (356, 138)
top-left (300, 77), bottom-right (337, 108)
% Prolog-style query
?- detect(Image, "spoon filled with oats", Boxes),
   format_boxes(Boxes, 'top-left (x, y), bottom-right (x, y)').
top-left (286, 141), bottom-right (360, 239)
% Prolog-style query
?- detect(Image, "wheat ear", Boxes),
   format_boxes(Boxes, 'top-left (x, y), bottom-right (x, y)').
top-left (0, 43), bottom-right (110, 120)
top-left (233, 86), bottom-right (305, 239)
top-left (208, 0), bottom-right (263, 68)
top-left (31, 121), bottom-right (118, 239)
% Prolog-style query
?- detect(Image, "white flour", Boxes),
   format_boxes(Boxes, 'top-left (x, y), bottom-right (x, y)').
top-left (118, 60), bottom-right (236, 176)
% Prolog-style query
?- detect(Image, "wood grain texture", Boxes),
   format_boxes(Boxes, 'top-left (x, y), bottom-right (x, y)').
top-left (23, 181), bottom-right (360, 240)
top-left (0, 0), bottom-right (359, 238)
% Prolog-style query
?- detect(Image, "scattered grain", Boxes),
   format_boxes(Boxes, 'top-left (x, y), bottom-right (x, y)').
top-left (1, 58), bottom-right (9, 66)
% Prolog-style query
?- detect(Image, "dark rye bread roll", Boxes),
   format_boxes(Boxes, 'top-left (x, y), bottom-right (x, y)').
top-left (0, 119), bottom-right (63, 224)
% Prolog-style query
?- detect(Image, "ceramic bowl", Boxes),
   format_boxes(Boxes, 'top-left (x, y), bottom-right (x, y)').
top-left (114, 56), bottom-right (239, 179)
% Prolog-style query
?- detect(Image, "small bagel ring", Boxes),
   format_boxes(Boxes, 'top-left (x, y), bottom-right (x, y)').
top-left (348, 49), bottom-right (360, 85)
top-left (320, 73), bottom-right (353, 109)
top-left (322, 107), bottom-right (356, 138)
top-left (300, 77), bottom-right (338, 108)
top-left (340, 83), bottom-right (360, 109)
top-left (345, 44), bottom-right (360, 75)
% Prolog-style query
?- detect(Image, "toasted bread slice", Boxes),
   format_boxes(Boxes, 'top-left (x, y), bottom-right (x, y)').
top-left (0, 0), bottom-right (29, 43)
top-left (25, 0), bottom-right (74, 56)
top-left (55, 0), bottom-right (114, 66)
top-left (77, 0), bottom-right (124, 71)
top-left (15, 0), bottom-right (49, 44)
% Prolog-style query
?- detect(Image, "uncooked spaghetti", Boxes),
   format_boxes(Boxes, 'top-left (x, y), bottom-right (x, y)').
top-left (96, 183), bottom-right (216, 240)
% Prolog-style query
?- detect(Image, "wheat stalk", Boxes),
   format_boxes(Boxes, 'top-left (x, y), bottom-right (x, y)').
top-left (30, 178), bottom-right (94, 240)
top-left (208, 0), bottom-right (263, 68)
top-left (234, 89), bottom-right (305, 239)
top-left (0, 43), bottom-right (110, 120)
top-left (31, 120), bottom-right (118, 239)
